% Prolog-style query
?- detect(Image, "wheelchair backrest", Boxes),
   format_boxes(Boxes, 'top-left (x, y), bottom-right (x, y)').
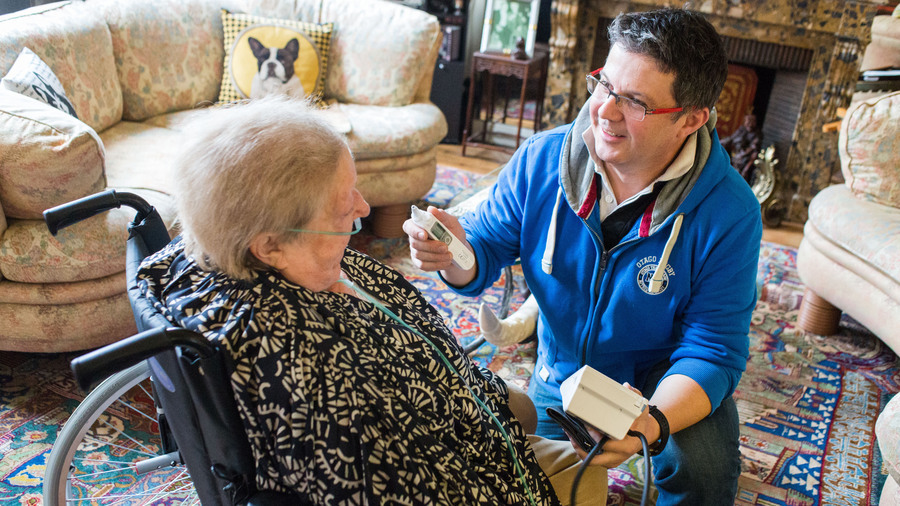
top-left (126, 211), bottom-right (259, 505)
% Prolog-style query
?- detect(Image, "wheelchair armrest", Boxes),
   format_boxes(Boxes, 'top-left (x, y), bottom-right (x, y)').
top-left (71, 327), bottom-right (217, 392)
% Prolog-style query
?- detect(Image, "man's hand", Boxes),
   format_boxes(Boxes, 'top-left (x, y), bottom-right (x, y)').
top-left (403, 206), bottom-right (476, 286)
top-left (568, 375), bottom-right (712, 467)
top-left (567, 383), bottom-right (660, 468)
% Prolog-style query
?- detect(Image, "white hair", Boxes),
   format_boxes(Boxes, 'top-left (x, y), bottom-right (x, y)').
top-left (173, 96), bottom-right (349, 280)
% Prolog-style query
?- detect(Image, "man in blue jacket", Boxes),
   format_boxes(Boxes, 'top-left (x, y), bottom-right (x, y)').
top-left (405, 8), bottom-right (761, 504)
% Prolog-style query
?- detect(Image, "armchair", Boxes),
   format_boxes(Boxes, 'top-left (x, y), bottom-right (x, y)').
top-left (796, 90), bottom-right (900, 349)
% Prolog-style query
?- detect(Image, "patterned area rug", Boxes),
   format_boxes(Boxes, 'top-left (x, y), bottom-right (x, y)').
top-left (0, 166), bottom-right (896, 504)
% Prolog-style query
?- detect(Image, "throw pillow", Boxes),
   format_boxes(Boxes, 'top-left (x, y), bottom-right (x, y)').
top-left (840, 90), bottom-right (900, 207)
top-left (0, 87), bottom-right (105, 220)
top-left (1, 47), bottom-right (78, 118)
top-left (219, 10), bottom-right (332, 104)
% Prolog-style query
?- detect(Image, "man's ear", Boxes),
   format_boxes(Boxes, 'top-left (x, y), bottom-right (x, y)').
top-left (249, 233), bottom-right (285, 269)
top-left (680, 107), bottom-right (710, 136)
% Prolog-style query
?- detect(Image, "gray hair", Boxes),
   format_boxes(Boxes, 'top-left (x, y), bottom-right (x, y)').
top-left (608, 8), bottom-right (728, 115)
top-left (172, 96), bottom-right (349, 280)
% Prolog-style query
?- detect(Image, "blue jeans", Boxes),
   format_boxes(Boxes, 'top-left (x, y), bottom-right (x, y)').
top-left (529, 360), bottom-right (741, 505)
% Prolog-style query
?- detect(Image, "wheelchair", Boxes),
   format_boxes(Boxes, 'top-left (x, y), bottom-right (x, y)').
top-left (41, 190), bottom-right (516, 505)
top-left (41, 190), bottom-right (296, 505)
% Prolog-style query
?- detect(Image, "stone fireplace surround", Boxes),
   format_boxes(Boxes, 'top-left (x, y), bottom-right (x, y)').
top-left (542, 0), bottom-right (885, 223)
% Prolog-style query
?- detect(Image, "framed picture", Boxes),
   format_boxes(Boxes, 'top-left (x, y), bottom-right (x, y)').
top-left (479, 0), bottom-right (540, 57)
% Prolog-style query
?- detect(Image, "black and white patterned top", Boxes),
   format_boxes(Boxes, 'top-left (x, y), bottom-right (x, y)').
top-left (138, 239), bottom-right (559, 505)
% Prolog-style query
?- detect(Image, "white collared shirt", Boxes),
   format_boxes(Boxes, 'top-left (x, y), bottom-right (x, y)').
top-left (581, 127), bottom-right (697, 221)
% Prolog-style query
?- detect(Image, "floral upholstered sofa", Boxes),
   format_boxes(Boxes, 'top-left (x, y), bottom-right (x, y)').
top-left (0, 0), bottom-right (447, 352)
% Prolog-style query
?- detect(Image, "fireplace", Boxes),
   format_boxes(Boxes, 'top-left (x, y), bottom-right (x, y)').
top-left (542, 0), bottom-right (884, 223)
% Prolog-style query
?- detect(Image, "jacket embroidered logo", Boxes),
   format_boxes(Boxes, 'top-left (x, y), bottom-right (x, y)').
top-left (636, 257), bottom-right (674, 295)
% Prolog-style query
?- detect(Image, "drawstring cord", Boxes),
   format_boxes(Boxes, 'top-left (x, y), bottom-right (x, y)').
top-left (649, 214), bottom-right (683, 293)
top-left (542, 187), bottom-right (564, 274)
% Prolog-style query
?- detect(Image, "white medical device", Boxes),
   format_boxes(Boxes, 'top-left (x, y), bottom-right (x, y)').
top-left (410, 206), bottom-right (475, 270)
top-left (560, 365), bottom-right (648, 440)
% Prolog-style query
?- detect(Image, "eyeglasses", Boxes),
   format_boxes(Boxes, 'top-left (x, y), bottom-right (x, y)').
top-left (287, 217), bottom-right (362, 236)
top-left (586, 68), bottom-right (683, 121)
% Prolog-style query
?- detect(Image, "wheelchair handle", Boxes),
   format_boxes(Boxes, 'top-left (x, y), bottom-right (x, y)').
top-left (43, 189), bottom-right (156, 235)
top-left (71, 327), bottom-right (218, 392)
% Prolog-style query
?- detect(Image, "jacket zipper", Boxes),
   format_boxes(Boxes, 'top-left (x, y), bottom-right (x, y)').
top-left (577, 224), bottom-right (657, 367)
top-left (580, 219), bottom-right (611, 367)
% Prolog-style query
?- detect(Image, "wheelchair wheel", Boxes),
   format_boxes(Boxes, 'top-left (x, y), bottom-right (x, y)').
top-left (43, 361), bottom-right (199, 505)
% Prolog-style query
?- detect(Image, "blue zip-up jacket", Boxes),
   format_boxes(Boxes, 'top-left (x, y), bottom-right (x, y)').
top-left (453, 103), bottom-right (762, 411)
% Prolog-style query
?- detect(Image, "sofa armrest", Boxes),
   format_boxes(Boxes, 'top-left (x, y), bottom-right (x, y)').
top-left (339, 101), bottom-right (448, 160)
top-left (877, 394), bottom-right (900, 487)
top-left (839, 91), bottom-right (900, 208)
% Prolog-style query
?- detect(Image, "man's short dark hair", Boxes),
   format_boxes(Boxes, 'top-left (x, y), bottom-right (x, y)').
top-left (608, 8), bottom-right (728, 114)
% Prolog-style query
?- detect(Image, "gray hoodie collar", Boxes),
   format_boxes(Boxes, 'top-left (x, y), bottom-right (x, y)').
top-left (558, 100), bottom-right (717, 231)
top-left (544, 102), bottom-right (717, 275)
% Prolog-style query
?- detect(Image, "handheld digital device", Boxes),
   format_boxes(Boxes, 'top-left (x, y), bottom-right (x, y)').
top-left (410, 205), bottom-right (475, 270)
top-left (559, 365), bottom-right (648, 441)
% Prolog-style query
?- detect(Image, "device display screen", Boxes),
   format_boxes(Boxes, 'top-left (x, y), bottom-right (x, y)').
top-left (431, 223), bottom-right (451, 244)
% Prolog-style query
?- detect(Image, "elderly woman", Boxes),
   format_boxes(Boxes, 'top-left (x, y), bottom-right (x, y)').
top-left (137, 97), bottom-right (605, 505)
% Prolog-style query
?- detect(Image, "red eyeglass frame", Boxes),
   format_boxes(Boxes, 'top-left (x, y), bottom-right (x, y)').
top-left (587, 68), bottom-right (683, 117)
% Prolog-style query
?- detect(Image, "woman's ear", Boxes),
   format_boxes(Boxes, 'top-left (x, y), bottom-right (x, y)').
top-left (249, 233), bottom-right (284, 269)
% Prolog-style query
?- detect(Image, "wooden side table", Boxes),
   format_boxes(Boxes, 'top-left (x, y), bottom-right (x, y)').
top-left (462, 50), bottom-right (548, 156)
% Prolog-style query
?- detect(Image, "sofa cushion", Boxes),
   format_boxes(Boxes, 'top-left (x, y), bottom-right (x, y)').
top-left (0, 293), bottom-right (136, 353)
top-left (0, 271), bottom-right (126, 305)
top-left (0, 188), bottom-right (174, 283)
top-left (320, 0), bottom-right (441, 106)
top-left (219, 10), bottom-right (332, 103)
top-left (340, 102), bottom-right (448, 160)
top-left (0, 88), bottom-right (106, 219)
top-left (1, 47), bottom-right (78, 118)
top-left (242, 0), bottom-right (441, 107)
top-left (839, 91), bottom-right (900, 207)
top-left (860, 15), bottom-right (900, 72)
top-left (1, 214), bottom-right (127, 283)
top-left (140, 107), bottom-right (215, 130)
top-left (807, 184), bottom-right (900, 287)
top-left (95, 0), bottom-right (228, 122)
top-left (99, 120), bottom-right (190, 196)
top-left (0, 1), bottom-right (123, 133)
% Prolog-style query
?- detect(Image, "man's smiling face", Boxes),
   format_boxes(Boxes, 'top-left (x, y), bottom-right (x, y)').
top-left (589, 43), bottom-right (701, 184)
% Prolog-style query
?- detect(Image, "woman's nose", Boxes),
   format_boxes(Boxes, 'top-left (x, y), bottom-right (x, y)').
top-left (356, 190), bottom-right (371, 218)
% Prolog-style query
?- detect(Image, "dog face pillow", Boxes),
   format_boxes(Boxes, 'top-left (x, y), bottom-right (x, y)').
top-left (248, 37), bottom-right (306, 99)
top-left (218, 11), bottom-right (332, 104)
